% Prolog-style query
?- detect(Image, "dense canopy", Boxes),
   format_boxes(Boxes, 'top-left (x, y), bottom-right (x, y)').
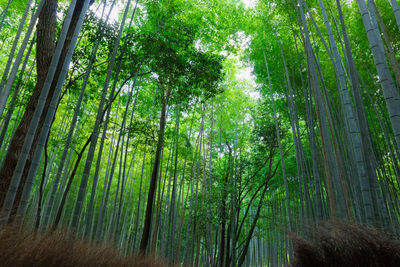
top-left (0, 0), bottom-right (400, 266)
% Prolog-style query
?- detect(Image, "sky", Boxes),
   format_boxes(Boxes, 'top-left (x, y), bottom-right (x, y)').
top-left (93, 0), bottom-right (259, 23)
top-left (242, 0), bottom-right (258, 9)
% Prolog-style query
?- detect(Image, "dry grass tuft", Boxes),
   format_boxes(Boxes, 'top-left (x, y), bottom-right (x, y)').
top-left (0, 224), bottom-right (170, 267)
top-left (289, 221), bottom-right (400, 267)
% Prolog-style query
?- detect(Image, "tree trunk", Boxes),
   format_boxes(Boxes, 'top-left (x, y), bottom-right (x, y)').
top-left (370, 0), bottom-right (400, 88)
top-left (219, 143), bottom-right (232, 267)
top-left (0, 0), bottom-right (86, 214)
top-left (356, 0), bottom-right (400, 155)
top-left (390, 0), bottom-right (400, 32)
top-left (139, 85), bottom-right (171, 253)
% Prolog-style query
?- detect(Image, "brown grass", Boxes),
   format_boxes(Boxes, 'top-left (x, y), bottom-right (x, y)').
top-left (0, 224), bottom-right (170, 267)
top-left (289, 221), bottom-right (400, 267)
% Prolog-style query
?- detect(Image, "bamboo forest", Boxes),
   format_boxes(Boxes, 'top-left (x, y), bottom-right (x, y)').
top-left (1, 0), bottom-right (400, 266)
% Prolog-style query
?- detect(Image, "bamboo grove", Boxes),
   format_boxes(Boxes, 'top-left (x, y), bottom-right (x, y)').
top-left (0, 0), bottom-right (400, 266)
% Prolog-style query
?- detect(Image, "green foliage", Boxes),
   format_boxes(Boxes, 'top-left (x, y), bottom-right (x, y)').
top-left (2, 0), bottom-right (400, 265)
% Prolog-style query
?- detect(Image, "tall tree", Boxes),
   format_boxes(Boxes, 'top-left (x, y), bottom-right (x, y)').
top-left (0, 0), bottom-right (91, 215)
top-left (137, 10), bottom-right (224, 251)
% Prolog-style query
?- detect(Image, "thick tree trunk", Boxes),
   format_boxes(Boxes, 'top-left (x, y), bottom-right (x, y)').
top-left (0, 0), bottom-right (86, 214)
top-left (390, 0), bottom-right (400, 32)
top-left (356, 0), bottom-right (400, 156)
top-left (370, 0), bottom-right (400, 88)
